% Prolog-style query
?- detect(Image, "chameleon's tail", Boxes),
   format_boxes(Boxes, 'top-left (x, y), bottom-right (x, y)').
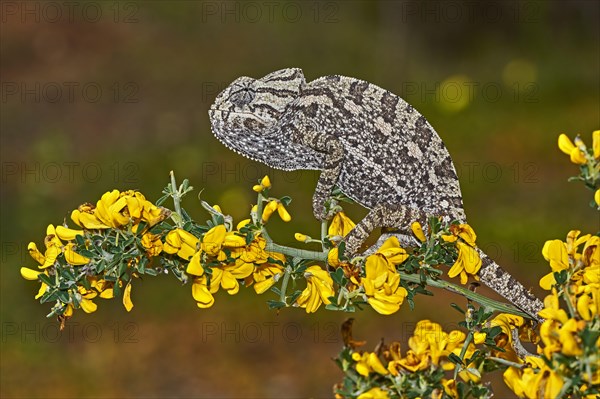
top-left (476, 247), bottom-right (544, 322)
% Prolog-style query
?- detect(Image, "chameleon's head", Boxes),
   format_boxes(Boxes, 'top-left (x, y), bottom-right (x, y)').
top-left (209, 68), bottom-right (306, 168)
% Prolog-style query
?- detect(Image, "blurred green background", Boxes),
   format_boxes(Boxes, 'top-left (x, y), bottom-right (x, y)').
top-left (1, 1), bottom-right (598, 398)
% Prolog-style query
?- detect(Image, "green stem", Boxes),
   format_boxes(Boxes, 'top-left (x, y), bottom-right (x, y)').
top-left (169, 171), bottom-right (183, 227)
top-left (321, 220), bottom-right (328, 251)
top-left (562, 286), bottom-right (578, 319)
top-left (262, 241), bottom-right (531, 319)
top-left (266, 242), bottom-right (328, 261)
top-left (489, 357), bottom-right (527, 369)
top-left (279, 266), bottom-right (291, 304)
top-left (399, 273), bottom-right (532, 319)
top-left (454, 331), bottom-right (473, 380)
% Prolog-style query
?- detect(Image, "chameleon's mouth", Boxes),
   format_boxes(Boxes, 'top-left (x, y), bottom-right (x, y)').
top-left (208, 108), bottom-right (269, 125)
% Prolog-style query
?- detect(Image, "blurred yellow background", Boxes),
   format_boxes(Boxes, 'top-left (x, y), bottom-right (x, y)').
top-left (1, 1), bottom-right (598, 398)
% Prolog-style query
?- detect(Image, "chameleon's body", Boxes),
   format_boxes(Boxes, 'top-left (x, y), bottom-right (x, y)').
top-left (209, 68), bottom-right (542, 320)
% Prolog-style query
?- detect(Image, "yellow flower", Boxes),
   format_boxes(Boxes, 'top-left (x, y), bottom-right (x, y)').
top-left (253, 175), bottom-right (272, 192)
top-left (63, 243), bottom-right (90, 265)
top-left (261, 200), bottom-right (278, 222)
top-left (141, 232), bottom-right (163, 257)
top-left (77, 286), bottom-right (98, 313)
top-left (72, 190), bottom-right (168, 230)
top-left (207, 259), bottom-right (255, 296)
top-left (491, 313), bottom-right (525, 342)
top-left (413, 320), bottom-right (466, 367)
top-left (71, 203), bottom-right (110, 229)
top-left (538, 291), bottom-right (569, 323)
top-left (351, 351), bottom-right (388, 377)
top-left (447, 242), bottom-right (481, 284)
top-left (376, 236), bottom-right (409, 265)
top-left (55, 226), bottom-right (84, 241)
top-left (539, 231), bottom-right (596, 289)
top-left (328, 211), bottom-right (356, 237)
top-left (20, 267), bottom-right (41, 280)
top-left (295, 233), bottom-right (309, 242)
top-left (595, 189), bottom-right (600, 207)
top-left (261, 175), bottom-right (271, 188)
top-left (504, 359), bottom-right (565, 399)
top-left (89, 278), bottom-right (115, 299)
top-left (576, 283), bottom-right (599, 320)
top-left (450, 224), bottom-right (477, 246)
top-left (163, 228), bottom-right (199, 260)
top-left (245, 252), bottom-right (285, 294)
top-left (356, 387), bottom-right (390, 399)
top-left (558, 133), bottom-right (587, 165)
top-left (592, 130), bottom-right (599, 159)
top-left (362, 254), bottom-right (408, 315)
top-left (199, 224), bottom-right (226, 256)
top-left (192, 275), bottom-right (214, 308)
top-left (557, 318), bottom-right (584, 356)
top-left (28, 226), bottom-right (62, 269)
top-left (442, 379), bottom-right (458, 398)
top-left (391, 348), bottom-right (429, 373)
top-left (411, 221), bottom-right (427, 242)
top-left (276, 202), bottom-right (291, 222)
top-left (295, 265), bottom-right (334, 313)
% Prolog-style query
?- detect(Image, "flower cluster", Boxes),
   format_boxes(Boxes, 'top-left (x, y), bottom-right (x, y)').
top-left (558, 131), bottom-right (600, 208)
top-left (502, 230), bottom-right (600, 398)
top-left (499, 133), bottom-right (600, 398)
top-left (334, 317), bottom-right (520, 399)
top-left (20, 190), bottom-right (171, 322)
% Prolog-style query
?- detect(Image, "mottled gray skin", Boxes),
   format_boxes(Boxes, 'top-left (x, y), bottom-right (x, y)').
top-left (209, 68), bottom-right (542, 321)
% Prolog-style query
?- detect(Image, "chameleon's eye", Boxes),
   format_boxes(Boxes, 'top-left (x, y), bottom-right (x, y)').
top-left (229, 84), bottom-right (255, 107)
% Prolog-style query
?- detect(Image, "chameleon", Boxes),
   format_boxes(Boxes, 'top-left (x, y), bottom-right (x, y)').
top-left (208, 67), bottom-right (543, 321)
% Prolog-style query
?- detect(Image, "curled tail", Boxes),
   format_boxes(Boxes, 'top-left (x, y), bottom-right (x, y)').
top-left (476, 248), bottom-right (543, 322)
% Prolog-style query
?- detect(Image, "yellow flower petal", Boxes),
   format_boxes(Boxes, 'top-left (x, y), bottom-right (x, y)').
top-left (80, 298), bottom-right (97, 313)
top-left (411, 221), bottom-right (427, 242)
top-left (27, 242), bottom-right (45, 265)
top-left (295, 233), bottom-right (309, 242)
top-left (570, 147), bottom-right (587, 164)
top-left (558, 133), bottom-right (575, 155)
top-left (64, 244), bottom-right (90, 266)
top-left (123, 282), bottom-right (133, 312)
top-left (55, 226), bottom-right (84, 241)
top-left (192, 277), bottom-right (215, 308)
top-left (261, 175), bottom-right (271, 188)
top-left (35, 282), bottom-right (47, 299)
top-left (276, 203), bottom-right (292, 222)
top-left (328, 212), bottom-right (356, 237)
top-left (236, 219), bottom-right (251, 230)
top-left (20, 267), bottom-right (41, 280)
top-left (186, 252), bottom-right (204, 276)
top-left (201, 225), bottom-right (226, 255)
top-left (40, 246), bottom-right (61, 269)
top-left (593, 130), bottom-right (600, 159)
